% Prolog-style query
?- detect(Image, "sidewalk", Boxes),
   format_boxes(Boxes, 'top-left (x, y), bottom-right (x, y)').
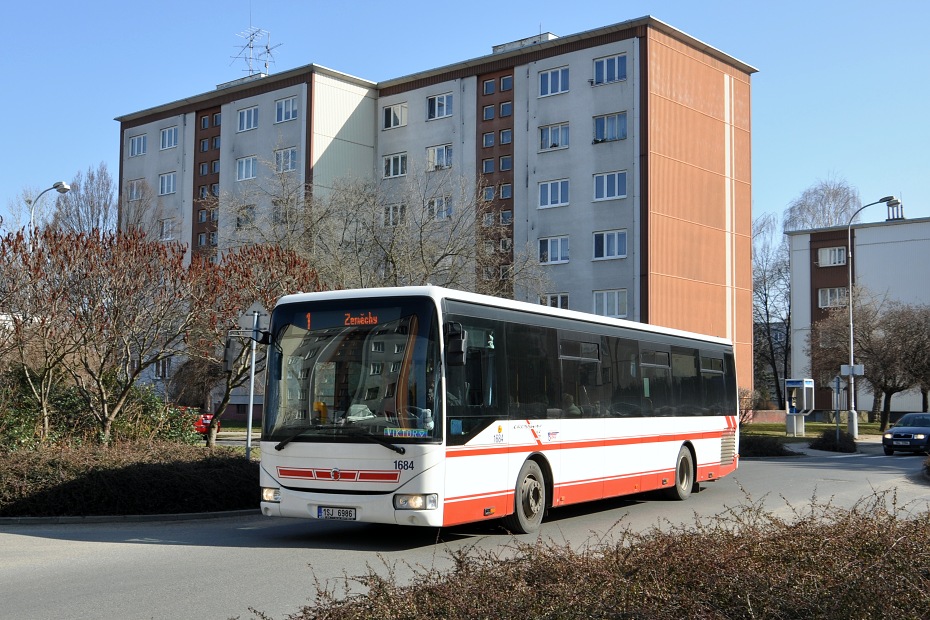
top-left (785, 434), bottom-right (883, 456)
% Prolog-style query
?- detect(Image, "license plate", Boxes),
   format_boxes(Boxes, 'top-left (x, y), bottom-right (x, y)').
top-left (893, 440), bottom-right (909, 446)
top-left (317, 506), bottom-right (356, 520)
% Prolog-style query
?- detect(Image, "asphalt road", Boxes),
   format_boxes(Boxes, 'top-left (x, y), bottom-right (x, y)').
top-left (2, 440), bottom-right (927, 620)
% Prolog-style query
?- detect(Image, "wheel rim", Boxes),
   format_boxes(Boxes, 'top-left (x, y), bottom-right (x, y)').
top-left (678, 455), bottom-right (692, 490)
top-left (520, 474), bottom-right (543, 519)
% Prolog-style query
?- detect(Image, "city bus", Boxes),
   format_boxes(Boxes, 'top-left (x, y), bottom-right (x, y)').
top-left (259, 286), bottom-right (739, 533)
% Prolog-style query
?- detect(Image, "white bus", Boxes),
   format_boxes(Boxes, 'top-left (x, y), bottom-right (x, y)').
top-left (259, 286), bottom-right (738, 533)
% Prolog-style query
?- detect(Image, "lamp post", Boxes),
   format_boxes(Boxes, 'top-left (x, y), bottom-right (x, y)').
top-left (846, 195), bottom-right (898, 438)
top-left (26, 181), bottom-right (71, 246)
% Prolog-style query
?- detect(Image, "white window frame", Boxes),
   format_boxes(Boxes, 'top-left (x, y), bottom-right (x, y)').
top-left (539, 236), bottom-right (569, 264)
top-left (197, 232), bottom-right (206, 246)
top-left (427, 196), bottom-right (452, 221)
top-left (500, 75), bottom-right (513, 91)
top-left (383, 204), bottom-right (406, 227)
top-left (499, 155), bottom-right (512, 171)
top-left (129, 134), bottom-right (146, 157)
top-left (383, 153), bottom-right (407, 178)
top-left (198, 209), bottom-right (208, 223)
top-left (593, 229), bottom-right (628, 260)
top-left (160, 126), bottom-right (178, 150)
top-left (500, 210), bottom-right (512, 225)
top-left (483, 79), bottom-right (495, 95)
top-left (482, 132), bottom-right (494, 148)
top-left (500, 237), bottom-right (513, 252)
top-left (818, 246), bottom-right (847, 267)
top-left (593, 289), bottom-right (628, 318)
top-left (154, 357), bottom-right (172, 380)
top-left (539, 122), bottom-right (569, 151)
top-left (482, 158), bottom-right (494, 174)
top-left (275, 96), bottom-right (298, 123)
top-left (236, 156), bottom-right (258, 181)
top-left (539, 179), bottom-right (570, 208)
top-left (541, 293), bottom-right (569, 309)
top-left (594, 112), bottom-right (628, 143)
top-left (383, 103), bottom-right (407, 129)
top-left (500, 128), bottom-right (512, 144)
top-left (483, 187), bottom-right (495, 201)
top-left (275, 147), bottom-right (298, 173)
top-left (426, 93), bottom-right (453, 120)
top-left (539, 66), bottom-right (569, 97)
top-left (500, 101), bottom-right (513, 117)
top-left (500, 183), bottom-right (512, 199)
top-left (593, 54), bottom-right (628, 85)
top-left (237, 106), bottom-right (258, 132)
top-left (427, 144), bottom-right (452, 170)
top-left (158, 172), bottom-right (176, 196)
top-left (593, 171), bottom-right (627, 201)
top-left (128, 179), bottom-right (144, 201)
top-left (159, 218), bottom-right (176, 241)
top-left (482, 105), bottom-right (495, 121)
top-left (818, 287), bottom-right (848, 308)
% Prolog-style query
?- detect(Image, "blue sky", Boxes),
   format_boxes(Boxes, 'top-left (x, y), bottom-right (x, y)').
top-left (4, 0), bottom-right (928, 227)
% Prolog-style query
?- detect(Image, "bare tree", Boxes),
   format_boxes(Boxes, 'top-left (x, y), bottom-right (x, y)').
top-left (50, 163), bottom-right (117, 234)
top-left (903, 304), bottom-right (930, 412)
top-left (783, 175), bottom-right (861, 232)
top-left (752, 212), bottom-right (790, 408)
top-left (118, 179), bottom-right (164, 238)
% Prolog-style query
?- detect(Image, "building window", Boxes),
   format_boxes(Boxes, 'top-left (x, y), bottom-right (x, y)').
top-left (427, 144), bottom-right (452, 170)
top-left (199, 163), bottom-right (209, 176)
top-left (594, 289), bottom-right (628, 318)
top-left (426, 93), bottom-right (453, 119)
top-left (210, 208), bottom-right (218, 221)
top-left (539, 66), bottom-right (569, 97)
top-left (383, 103), bottom-right (407, 129)
top-left (212, 160), bottom-right (220, 173)
top-left (483, 213), bottom-right (494, 226)
top-left (483, 186), bottom-right (495, 201)
top-left (818, 287), bottom-right (848, 308)
top-left (594, 171), bottom-right (627, 201)
top-left (594, 112), bottom-right (627, 142)
top-left (594, 54), bottom-right (627, 85)
top-left (500, 264), bottom-right (513, 281)
top-left (500, 101), bottom-right (513, 117)
top-left (154, 357), bottom-right (172, 380)
top-left (483, 79), bottom-right (495, 95)
top-left (200, 138), bottom-right (209, 152)
top-left (275, 147), bottom-right (298, 173)
top-left (593, 230), bottom-right (627, 259)
top-left (383, 153), bottom-right (407, 178)
top-left (159, 218), bottom-right (175, 241)
top-left (539, 236), bottom-right (569, 264)
top-left (499, 155), bottom-right (512, 171)
top-left (371, 341), bottom-right (384, 353)
top-left (484, 240), bottom-right (495, 255)
top-left (129, 135), bottom-right (146, 157)
top-left (236, 156), bottom-right (257, 181)
top-left (213, 112), bottom-right (221, 126)
top-left (818, 247), bottom-right (847, 266)
top-left (209, 231), bottom-right (217, 246)
top-left (199, 185), bottom-right (208, 199)
top-left (211, 183), bottom-right (219, 197)
top-left (539, 179), bottom-right (570, 208)
top-left (128, 179), bottom-right (144, 201)
top-left (501, 75), bottom-right (513, 91)
top-left (201, 116), bottom-right (209, 129)
top-left (500, 210), bottom-right (512, 225)
top-left (213, 136), bottom-right (221, 149)
top-left (383, 204), bottom-right (406, 227)
top-left (539, 122), bottom-right (569, 150)
top-left (483, 132), bottom-right (494, 148)
top-left (237, 106), bottom-right (258, 132)
top-left (483, 105), bottom-right (495, 121)
top-left (198, 209), bottom-right (208, 223)
top-left (158, 172), bottom-right (176, 196)
top-left (482, 159), bottom-right (494, 174)
top-left (197, 232), bottom-right (206, 246)
top-left (541, 293), bottom-right (569, 309)
top-left (275, 96), bottom-right (298, 123)
top-left (500, 129), bottom-right (512, 144)
top-left (160, 126), bottom-right (178, 150)
top-left (427, 196), bottom-right (452, 221)
top-left (500, 237), bottom-right (512, 251)
top-left (500, 183), bottom-right (512, 199)
top-left (236, 206), bottom-right (255, 230)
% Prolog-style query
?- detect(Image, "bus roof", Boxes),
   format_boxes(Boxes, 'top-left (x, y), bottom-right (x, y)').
top-left (274, 286), bottom-right (732, 347)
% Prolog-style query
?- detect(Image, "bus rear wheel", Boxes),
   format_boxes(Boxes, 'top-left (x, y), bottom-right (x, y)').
top-left (664, 446), bottom-right (694, 501)
top-left (503, 460), bottom-right (546, 534)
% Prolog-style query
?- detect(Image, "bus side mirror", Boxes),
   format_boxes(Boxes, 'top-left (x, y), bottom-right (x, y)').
top-left (445, 322), bottom-right (467, 367)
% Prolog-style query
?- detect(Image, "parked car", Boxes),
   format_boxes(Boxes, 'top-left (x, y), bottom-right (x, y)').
top-left (882, 413), bottom-right (930, 455)
top-left (178, 407), bottom-right (220, 435)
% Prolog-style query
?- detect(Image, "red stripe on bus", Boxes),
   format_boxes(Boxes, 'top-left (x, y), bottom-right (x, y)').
top-left (276, 467), bottom-right (400, 483)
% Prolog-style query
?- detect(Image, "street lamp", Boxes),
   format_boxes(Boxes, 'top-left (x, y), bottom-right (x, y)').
top-left (26, 181), bottom-right (71, 241)
top-left (846, 195), bottom-right (898, 438)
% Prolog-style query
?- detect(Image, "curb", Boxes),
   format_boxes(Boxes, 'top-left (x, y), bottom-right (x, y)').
top-left (0, 508), bottom-right (260, 526)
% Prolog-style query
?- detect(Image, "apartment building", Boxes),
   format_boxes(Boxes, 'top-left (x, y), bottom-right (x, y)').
top-left (787, 207), bottom-right (930, 412)
top-left (116, 16), bottom-right (755, 391)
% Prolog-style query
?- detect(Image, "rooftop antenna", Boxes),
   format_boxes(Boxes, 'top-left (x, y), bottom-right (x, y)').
top-left (231, 26), bottom-right (281, 75)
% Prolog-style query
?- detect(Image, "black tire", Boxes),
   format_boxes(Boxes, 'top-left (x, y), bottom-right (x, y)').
top-left (503, 460), bottom-right (546, 534)
top-left (884, 446), bottom-right (894, 456)
top-left (664, 446), bottom-right (694, 501)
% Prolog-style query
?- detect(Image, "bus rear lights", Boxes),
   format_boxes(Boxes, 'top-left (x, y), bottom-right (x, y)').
top-left (394, 494), bottom-right (438, 510)
top-left (262, 487), bottom-right (281, 503)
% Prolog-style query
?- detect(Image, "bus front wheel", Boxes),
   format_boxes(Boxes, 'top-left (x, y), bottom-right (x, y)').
top-left (664, 446), bottom-right (694, 501)
top-left (503, 460), bottom-right (546, 534)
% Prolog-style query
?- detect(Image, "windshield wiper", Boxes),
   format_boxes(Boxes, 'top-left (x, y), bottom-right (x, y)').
top-left (274, 424), bottom-right (406, 455)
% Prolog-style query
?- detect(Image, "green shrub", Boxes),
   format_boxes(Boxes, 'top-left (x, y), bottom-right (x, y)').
top-left (809, 428), bottom-right (857, 453)
top-left (739, 434), bottom-right (798, 457)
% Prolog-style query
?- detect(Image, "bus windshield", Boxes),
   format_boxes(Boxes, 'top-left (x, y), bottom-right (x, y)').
top-left (263, 296), bottom-right (441, 446)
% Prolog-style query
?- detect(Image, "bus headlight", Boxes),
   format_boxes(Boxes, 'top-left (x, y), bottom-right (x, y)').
top-left (394, 494), bottom-right (438, 510)
top-left (261, 487), bottom-right (281, 503)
